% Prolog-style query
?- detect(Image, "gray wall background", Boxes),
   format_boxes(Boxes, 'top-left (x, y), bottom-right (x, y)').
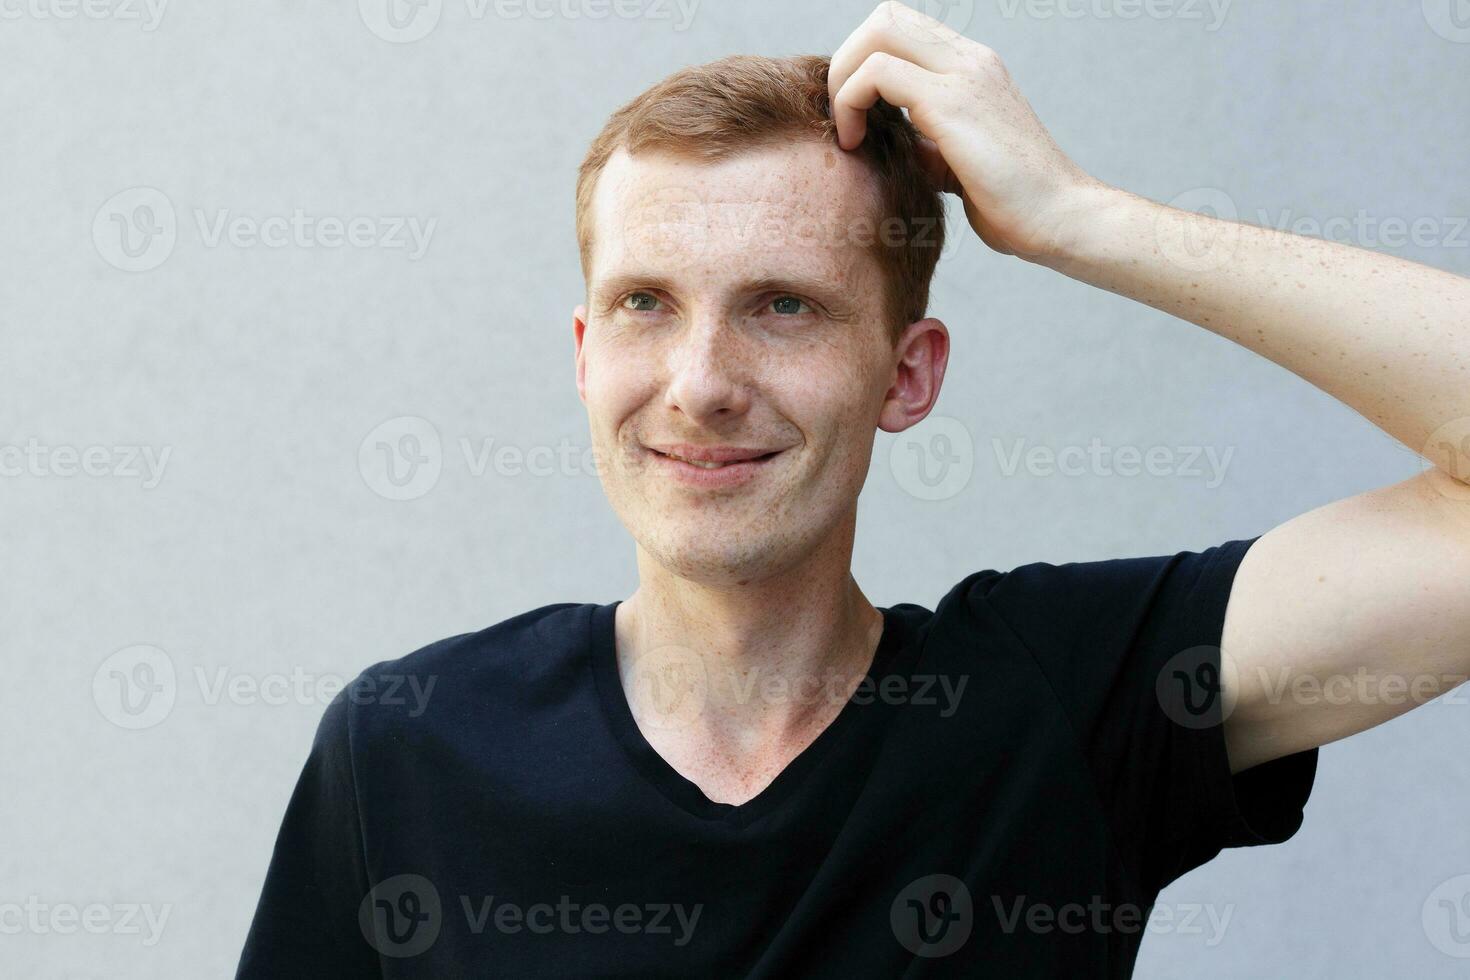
top-left (3, 0), bottom-right (1468, 975)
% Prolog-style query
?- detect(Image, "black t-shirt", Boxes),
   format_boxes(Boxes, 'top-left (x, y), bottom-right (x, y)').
top-left (236, 537), bottom-right (1317, 978)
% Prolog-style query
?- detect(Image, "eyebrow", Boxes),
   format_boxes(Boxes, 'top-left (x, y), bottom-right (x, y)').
top-left (589, 272), bottom-right (679, 305)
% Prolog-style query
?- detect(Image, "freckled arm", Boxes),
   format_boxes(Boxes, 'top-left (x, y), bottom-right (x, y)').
top-left (826, 0), bottom-right (1470, 774)
top-left (1035, 185), bottom-right (1470, 480)
top-left (1024, 186), bottom-right (1470, 773)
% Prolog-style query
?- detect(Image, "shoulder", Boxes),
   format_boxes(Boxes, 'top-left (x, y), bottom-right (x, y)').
top-left (948, 539), bottom-right (1257, 635)
top-left (371, 600), bottom-right (591, 677)
top-left (320, 601), bottom-right (599, 743)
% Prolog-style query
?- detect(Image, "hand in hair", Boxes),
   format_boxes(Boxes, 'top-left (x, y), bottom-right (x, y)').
top-left (830, 1), bottom-right (1105, 260)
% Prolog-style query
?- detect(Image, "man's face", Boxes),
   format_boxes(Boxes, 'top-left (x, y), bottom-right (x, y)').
top-left (575, 141), bottom-right (914, 586)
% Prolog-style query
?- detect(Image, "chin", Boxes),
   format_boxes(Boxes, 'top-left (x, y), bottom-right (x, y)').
top-left (640, 528), bottom-right (783, 587)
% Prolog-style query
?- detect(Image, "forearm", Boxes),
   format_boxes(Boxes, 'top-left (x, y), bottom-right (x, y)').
top-left (1034, 185), bottom-right (1470, 482)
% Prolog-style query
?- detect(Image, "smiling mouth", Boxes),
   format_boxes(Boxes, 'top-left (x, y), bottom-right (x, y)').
top-left (650, 448), bottom-right (783, 469)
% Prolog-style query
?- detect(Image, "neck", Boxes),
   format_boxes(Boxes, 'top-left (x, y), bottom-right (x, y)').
top-left (614, 509), bottom-right (884, 749)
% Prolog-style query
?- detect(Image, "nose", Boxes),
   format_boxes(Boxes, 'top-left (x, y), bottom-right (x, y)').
top-left (662, 312), bottom-right (752, 424)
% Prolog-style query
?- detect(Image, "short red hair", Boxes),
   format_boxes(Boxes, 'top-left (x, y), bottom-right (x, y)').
top-left (575, 54), bottom-right (946, 345)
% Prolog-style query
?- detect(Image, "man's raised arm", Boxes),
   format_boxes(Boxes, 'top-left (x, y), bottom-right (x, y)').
top-left (829, 1), bottom-right (1470, 774)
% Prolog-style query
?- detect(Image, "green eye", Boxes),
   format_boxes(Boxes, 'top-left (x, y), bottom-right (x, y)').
top-left (623, 291), bottom-right (660, 312)
top-left (771, 295), bottom-right (812, 315)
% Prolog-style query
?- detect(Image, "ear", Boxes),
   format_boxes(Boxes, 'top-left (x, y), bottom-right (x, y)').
top-left (877, 317), bottom-right (950, 433)
top-left (573, 303), bottom-right (589, 406)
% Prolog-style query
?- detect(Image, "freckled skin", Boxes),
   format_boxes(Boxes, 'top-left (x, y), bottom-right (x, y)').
top-left (569, 141), bottom-right (950, 804)
top-left (577, 142), bottom-right (915, 590)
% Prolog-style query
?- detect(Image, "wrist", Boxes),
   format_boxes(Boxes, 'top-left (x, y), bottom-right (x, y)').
top-left (1025, 180), bottom-right (1133, 270)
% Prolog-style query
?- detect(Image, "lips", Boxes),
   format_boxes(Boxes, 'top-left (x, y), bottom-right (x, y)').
top-left (646, 444), bottom-right (783, 468)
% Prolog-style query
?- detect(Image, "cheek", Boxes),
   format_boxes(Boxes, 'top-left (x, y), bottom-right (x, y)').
top-left (810, 361), bottom-right (889, 472)
top-left (583, 339), bottom-right (652, 418)
top-left (788, 387), bottom-right (875, 465)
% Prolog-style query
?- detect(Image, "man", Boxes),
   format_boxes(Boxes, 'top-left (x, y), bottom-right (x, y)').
top-left (237, 4), bottom-right (1470, 976)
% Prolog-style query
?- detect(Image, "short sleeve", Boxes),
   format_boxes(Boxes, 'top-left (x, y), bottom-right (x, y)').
top-left (966, 537), bottom-right (1317, 894)
top-left (235, 679), bottom-right (379, 977)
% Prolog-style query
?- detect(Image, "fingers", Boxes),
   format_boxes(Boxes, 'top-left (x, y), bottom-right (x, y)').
top-left (831, 51), bottom-right (941, 151)
top-left (829, 1), bottom-right (974, 108)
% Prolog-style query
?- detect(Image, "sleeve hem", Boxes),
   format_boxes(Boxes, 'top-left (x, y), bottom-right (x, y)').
top-left (1186, 537), bottom-right (1318, 849)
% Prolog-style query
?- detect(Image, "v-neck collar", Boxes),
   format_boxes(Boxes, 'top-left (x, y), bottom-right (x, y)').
top-left (589, 600), bottom-right (909, 826)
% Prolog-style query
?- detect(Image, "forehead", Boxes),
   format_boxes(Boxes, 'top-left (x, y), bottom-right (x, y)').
top-left (588, 141), bottom-right (884, 290)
